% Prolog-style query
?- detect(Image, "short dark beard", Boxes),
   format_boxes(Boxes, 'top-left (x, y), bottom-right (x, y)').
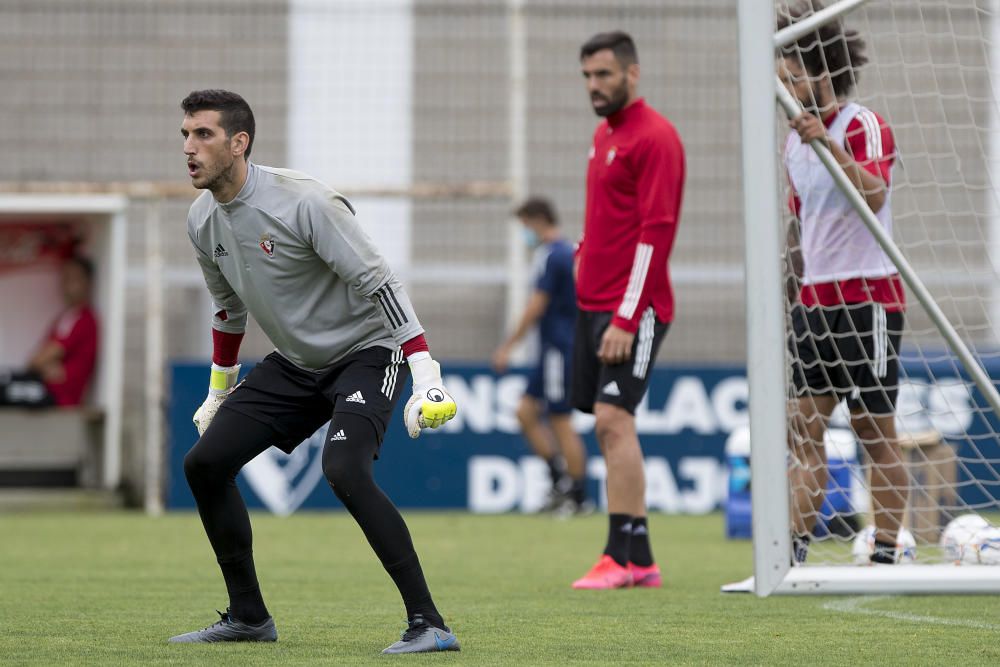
top-left (592, 79), bottom-right (629, 118)
top-left (205, 158), bottom-right (238, 199)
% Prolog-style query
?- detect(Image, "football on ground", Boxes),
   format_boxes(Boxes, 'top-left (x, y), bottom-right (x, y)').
top-left (941, 513), bottom-right (991, 562)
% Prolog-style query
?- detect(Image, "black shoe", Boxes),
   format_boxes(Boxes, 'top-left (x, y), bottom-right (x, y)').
top-left (553, 497), bottom-right (596, 519)
top-left (538, 488), bottom-right (572, 514)
top-left (382, 614), bottom-right (460, 654)
top-left (168, 608), bottom-right (277, 643)
top-left (792, 534), bottom-right (810, 565)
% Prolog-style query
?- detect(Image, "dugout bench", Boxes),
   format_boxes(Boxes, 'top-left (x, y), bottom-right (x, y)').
top-left (0, 408), bottom-right (105, 488)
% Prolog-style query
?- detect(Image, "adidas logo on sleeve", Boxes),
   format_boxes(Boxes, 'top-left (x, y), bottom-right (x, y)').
top-left (213, 243), bottom-right (229, 258)
top-left (330, 430), bottom-right (347, 441)
top-left (345, 391), bottom-right (366, 404)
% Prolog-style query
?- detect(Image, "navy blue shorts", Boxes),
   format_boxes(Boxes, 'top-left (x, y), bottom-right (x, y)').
top-left (524, 344), bottom-right (574, 415)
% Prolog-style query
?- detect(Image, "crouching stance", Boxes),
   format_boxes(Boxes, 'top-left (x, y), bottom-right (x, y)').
top-left (169, 89), bottom-right (459, 654)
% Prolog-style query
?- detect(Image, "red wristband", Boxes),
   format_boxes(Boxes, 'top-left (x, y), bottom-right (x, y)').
top-left (212, 329), bottom-right (244, 367)
top-left (401, 333), bottom-right (429, 358)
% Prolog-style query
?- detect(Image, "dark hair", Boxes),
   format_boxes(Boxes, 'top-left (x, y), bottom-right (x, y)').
top-left (515, 197), bottom-right (558, 226)
top-left (777, 1), bottom-right (868, 97)
top-left (180, 89), bottom-right (256, 158)
top-left (580, 31), bottom-right (638, 67)
top-left (65, 254), bottom-right (94, 281)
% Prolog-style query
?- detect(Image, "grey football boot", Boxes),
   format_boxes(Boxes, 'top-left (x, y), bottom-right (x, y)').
top-left (168, 608), bottom-right (277, 643)
top-left (382, 614), bottom-right (460, 654)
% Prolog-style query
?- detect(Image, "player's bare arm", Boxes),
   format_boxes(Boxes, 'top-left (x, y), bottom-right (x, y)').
top-left (493, 290), bottom-right (550, 373)
top-left (790, 113), bottom-right (887, 213)
top-left (28, 340), bottom-right (66, 381)
top-left (784, 218), bottom-right (803, 304)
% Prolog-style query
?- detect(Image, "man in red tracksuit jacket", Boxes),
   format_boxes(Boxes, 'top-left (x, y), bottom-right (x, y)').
top-left (570, 31), bottom-right (685, 591)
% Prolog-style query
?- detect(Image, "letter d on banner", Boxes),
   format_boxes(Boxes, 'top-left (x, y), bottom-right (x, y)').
top-left (468, 456), bottom-right (521, 513)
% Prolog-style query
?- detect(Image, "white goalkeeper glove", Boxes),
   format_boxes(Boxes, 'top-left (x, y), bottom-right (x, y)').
top-left (404, 356), bottom-right (457, 438)
top-left (192, 363), bottom-right (241, 436)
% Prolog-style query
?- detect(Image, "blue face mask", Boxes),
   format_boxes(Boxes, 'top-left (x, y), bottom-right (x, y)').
top-left (522, 227), bottom-right (539, 248)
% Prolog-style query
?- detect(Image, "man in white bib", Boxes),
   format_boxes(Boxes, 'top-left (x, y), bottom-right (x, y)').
top-left (777, 1), bottom-right (908, 566)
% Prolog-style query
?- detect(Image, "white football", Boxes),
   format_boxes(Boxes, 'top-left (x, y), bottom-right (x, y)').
top-left (961, 525), bottom-right (1000, 565)
top-left (940, 514), bottom-right (989, 562)
top-left (852, 525), bottom-right (917, 564)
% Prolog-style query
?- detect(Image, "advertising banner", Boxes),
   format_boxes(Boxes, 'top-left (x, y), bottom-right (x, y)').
top-left (166, 359), bottom-right (1000, 514)
top-left (167, 363), bottom-right (744, 513)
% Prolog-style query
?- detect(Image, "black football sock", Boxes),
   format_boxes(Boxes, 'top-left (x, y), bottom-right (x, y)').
top-left (629, 517), bottom-right (654, 567)
top-left (323, 413), bottom-right (444, 630)
top-left (871, 539), bottom-right (897, 564)
top-left (569, 478), bottom-right (586, 504)
top-left (183, 409), bottom-right (276, 625)
top-left (545, 456), bottom-right (563, 487)
top-left (219, 551), bottom-right (270, 624)
top-left (385, 554), bottom-right (445, 629)
top-left (603, 514), bottom-right (633, 566)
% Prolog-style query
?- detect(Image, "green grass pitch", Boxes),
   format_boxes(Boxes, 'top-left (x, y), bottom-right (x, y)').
top-left (2, 511), bottom-right (1000, 665)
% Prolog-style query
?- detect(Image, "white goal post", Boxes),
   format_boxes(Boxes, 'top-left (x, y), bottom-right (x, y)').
top-left (736, 0), bottom-right (1000, 595)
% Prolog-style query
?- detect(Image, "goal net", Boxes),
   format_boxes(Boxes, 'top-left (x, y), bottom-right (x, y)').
top-left (737, 0), bottom-right (1000, 594)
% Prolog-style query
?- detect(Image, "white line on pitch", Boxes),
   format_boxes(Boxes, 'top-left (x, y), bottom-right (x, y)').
top-left (822, 596), bottom-right (1000, 631)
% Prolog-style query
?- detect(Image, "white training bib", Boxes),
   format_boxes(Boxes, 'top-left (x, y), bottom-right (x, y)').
top-left (784, 102), bottom-right (896, 285)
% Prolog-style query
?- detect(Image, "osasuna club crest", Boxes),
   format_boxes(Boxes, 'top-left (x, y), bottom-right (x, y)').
top-left (259, 232), bottom-right (276, 258)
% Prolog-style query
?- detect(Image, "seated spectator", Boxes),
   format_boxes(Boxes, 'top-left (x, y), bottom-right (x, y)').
top-left (0, 255), bottom-right (99, 408)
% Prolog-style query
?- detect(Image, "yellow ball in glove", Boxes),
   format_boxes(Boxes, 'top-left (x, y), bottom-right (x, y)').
top-left (404, 358), bottom-right (458, 438)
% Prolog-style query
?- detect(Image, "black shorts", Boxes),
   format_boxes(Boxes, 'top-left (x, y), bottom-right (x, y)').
top-left (789, 302), bottom-right (903, 415)
top-left (571, 308), bottom-right (670, 415)
top-left (219, 346), bottom-right (408, 454)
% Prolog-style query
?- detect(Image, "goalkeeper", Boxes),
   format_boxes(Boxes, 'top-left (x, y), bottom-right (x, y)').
top-left (170, 89), bottom-right (459, 654)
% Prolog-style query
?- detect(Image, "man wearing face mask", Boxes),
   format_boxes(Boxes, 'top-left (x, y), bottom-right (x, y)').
top-left (493, 197), bottom-right (589, 515)
top-left (571, 31), bottom-right (685, 590)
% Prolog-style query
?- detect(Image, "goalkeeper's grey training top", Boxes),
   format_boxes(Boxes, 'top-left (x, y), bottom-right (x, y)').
top-left (187, 162), bottom-right (423, 371)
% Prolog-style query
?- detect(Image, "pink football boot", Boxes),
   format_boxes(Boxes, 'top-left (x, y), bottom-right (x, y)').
top-left (572, 555), bottom-right (633, 590)
top-left (627, 562), bottom-right (662, 588)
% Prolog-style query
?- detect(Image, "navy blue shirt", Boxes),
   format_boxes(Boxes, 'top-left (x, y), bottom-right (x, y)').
top-left (533, 239), bottom-right (577, 350)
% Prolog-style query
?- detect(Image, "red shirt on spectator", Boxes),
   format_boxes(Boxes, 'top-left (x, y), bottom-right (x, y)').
top-left (44, 305), bottom-right (98, 406)
top-left (576, 98), bottom-right (686, 332)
